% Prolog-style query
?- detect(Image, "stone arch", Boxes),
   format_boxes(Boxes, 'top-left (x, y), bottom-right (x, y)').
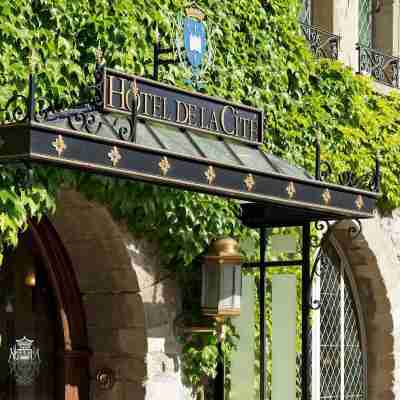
top-left (50, 189), bottom-right (184, 400)
top-left (29, 217), bottom-right (91, 400)
top-left (331, 218), bottom-right (396, 400)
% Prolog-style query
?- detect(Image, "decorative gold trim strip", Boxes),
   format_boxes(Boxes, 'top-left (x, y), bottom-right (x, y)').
top-left (30, 153), bottom-right (375, 218)
top-left (108, 146), bottom-right (122, 167)
top-left (52, 135), bottom-right (66, 157)
top-left (286, 181), bottom-right (296, 199)
top-left (205, 165), bottom-right (216, 185)
top-left (158, 156), bottom-right (171, 176)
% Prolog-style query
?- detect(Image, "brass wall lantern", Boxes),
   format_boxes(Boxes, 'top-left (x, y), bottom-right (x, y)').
top-left (201, 238), bottom-right (242, 319)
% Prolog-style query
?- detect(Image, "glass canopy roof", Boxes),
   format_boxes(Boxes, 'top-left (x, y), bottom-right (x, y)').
top-left (137, 120), bottom-right (312, 181)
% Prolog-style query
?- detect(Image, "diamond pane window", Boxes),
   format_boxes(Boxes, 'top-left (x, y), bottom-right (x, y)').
top-left (359, 0), bottom-right (373, 46)
top-left (311, 242), bottom-right (366, 400)
top-left (300, 0), bottom-right (312, 25)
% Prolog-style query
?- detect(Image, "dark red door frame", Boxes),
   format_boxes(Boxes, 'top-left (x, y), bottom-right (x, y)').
top-left (29, 217), bottom-right (90, 400)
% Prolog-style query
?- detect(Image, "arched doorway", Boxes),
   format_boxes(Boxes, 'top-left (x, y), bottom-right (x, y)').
top-left (0, 218), bottom-right (90, 400)
top-left (312, 238), bottom-right (367, 400)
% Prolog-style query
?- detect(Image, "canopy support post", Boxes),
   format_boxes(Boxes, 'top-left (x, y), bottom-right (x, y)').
top-left (302, 223), bottom-right (311, 400)
top-left (259, 226), bottom-right (268, 400)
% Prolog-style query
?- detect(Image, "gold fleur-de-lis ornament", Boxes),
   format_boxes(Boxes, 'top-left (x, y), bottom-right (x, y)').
top-left (286, 182), bottom-right (296, 199)
top-left (108, 146), bottom-right (122, 167)
top-left (244, 174), bottom-right (255, 192)
top-left (52, 135), bottom-right (67, 157)
top-left (322, 189), bottom-right (332, 205)
top-left (355, 195), bottom-right (364, 210)
top-left (205, 166), bottom-right (216, 185)
top-left (159, 156), bottom-right (171, 176)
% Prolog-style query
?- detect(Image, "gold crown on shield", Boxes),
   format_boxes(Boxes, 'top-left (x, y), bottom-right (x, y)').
top-left (186, 6), bottom-right (205, 21)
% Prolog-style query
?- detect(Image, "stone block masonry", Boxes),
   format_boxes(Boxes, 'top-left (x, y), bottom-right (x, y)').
top-left (51, 190), bottom-right (191, 400)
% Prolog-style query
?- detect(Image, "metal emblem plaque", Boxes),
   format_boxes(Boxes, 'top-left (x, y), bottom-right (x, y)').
top-left (9, 337), bottom-right (41, 386)
top-left (183, 9), bottom-right (207, 69)
top-left (175, 5), bottom-right (214, 88)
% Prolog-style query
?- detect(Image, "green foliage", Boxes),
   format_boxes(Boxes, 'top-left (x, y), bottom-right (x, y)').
top-left (181, 332), bottom-right (220, 388)
top-left (180, 321), bottom-right (239, 396)
top-left (0, 166), bottom-right (55, 265)
top-left (1, 0), bottom-right (400, 393)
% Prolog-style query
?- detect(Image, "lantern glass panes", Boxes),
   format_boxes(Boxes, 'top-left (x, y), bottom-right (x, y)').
top-left (201, 238), bottom-right (242, 318)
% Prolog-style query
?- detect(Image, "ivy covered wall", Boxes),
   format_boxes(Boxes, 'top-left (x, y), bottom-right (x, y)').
top-left (1, 0), bottom-right (399, 259)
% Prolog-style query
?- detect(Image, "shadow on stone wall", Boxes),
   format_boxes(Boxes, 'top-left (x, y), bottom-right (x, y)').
top-left (51, 190), bottom-right (190, 400)
top-left (333, 218), bottom-right (395, 400)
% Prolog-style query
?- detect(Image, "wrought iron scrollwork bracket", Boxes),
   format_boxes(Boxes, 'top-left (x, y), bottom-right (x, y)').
top-left (348, 219), bottom-right (363, 240)
top-left (310, 220), bottom-right (332, 249)
top-left (0, 54), bottom-right (138, 145)
top-left (314, 134), bottom-right (381, 193)
top-left (307, 218), bottom-right (363, 311)
top-left (0, 72), bottom-right (38, 124)
top-left (0, 75), bottom-right (36, 124)
top-left (314, 136), bottom-right (334, 182)
top-left (308, 248), bottom-right (322, 310)
top-left (308, 221), bottom-right (332, 311)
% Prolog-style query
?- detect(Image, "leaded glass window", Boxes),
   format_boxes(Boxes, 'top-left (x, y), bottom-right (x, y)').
top-left (300, 0), bottom-right (312, 25)
top-left (359, 0), bottom-right (373, 46)
top-left (311, 242), bottom-right (366, 400)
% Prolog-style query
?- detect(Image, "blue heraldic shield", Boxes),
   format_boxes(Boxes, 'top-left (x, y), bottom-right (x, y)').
top-left (183, 16), bottom-right (207, 74)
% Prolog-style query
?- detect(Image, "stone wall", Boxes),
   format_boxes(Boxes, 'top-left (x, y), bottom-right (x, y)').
top-left (311, 0), bottom-right (359, 70)
top-left (51, 190), bottom-right (189, 400)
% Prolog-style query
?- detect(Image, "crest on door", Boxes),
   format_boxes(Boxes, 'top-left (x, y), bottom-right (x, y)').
top-left (175, 4), bottom-right (214, 89)
top-left (9, 337), bottom-right (41, 386)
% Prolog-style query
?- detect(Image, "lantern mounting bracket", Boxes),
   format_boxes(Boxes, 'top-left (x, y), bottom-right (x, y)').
top-left (152, 31), bottom-right (183, 81)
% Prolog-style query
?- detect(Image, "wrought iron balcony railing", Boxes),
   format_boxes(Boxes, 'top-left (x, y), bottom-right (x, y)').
top-left (300, 23), bottom-right (340, 60)
top-left (357, 44), bottom-right (400, 88)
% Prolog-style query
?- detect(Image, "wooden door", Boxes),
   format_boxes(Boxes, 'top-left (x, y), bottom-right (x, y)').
top-left (0, 250), bottom-right (61, 400)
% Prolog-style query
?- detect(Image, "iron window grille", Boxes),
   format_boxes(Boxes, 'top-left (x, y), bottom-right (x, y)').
top-left (300, 23), bottom-right (340, 60)
top-left (357, 44), bottom-right (400, 88)
top-left (311, 240), bottom-right (367, 400)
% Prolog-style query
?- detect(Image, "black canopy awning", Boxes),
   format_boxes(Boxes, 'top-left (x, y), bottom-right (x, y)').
top-left (0, 71), bottom-right (379, 223)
